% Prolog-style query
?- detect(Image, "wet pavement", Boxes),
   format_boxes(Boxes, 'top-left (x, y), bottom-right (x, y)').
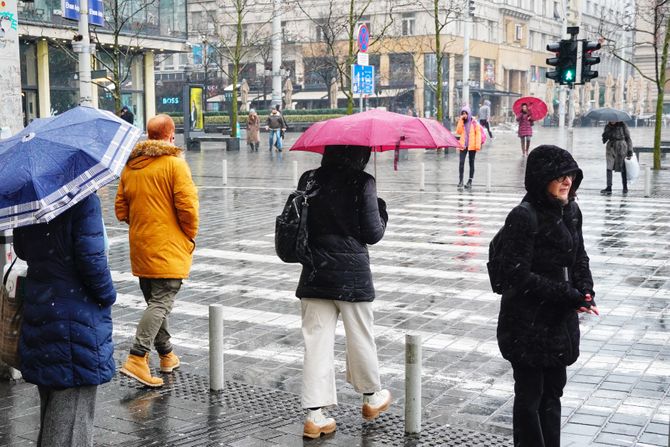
top-left (1, 124), bottom-right (670, 446)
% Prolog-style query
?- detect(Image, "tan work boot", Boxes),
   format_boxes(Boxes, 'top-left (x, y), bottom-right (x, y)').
top-left (159, 351), bottom-right (180, 373)
top-left (303, 409), bottom-right (336, 439)
top-left (120, 353), bottom-right (164, 388)
top-left (362, 389), bottom-right (392, 420)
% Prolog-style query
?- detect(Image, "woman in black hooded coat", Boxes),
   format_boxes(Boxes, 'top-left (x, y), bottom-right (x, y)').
top-left (496, 145), bottom-right (597, 447)
top-left (295, 145), bottom-right (392, 439)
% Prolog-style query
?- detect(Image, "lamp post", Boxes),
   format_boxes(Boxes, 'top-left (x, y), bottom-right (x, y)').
top-left (271, 0), bottom-right (282, 107)
top-left (182, 64), bottom-right (193, 149)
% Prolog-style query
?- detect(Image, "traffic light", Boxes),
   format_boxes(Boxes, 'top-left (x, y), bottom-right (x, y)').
top-left (581, 40), bottom-right (601, 83)
top-left (468, 0), bottom-right (475, 16)
top-left (546, 39), bottom-right (578, 85)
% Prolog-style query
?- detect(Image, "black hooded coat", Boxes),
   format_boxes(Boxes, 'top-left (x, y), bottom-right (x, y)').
top-left (295, 146), bottom-right (388, 302)
top-left (496, 145), bottom-right (595, 368)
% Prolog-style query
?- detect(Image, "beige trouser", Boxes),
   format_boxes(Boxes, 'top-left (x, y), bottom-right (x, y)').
top-left (130, 278), bottom-right (182, 356)
top-left (301, 298), bottom-right (381, 409)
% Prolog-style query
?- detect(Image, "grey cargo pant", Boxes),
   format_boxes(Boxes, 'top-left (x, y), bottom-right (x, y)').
top-left (130, 278), bottom-right (182, 356)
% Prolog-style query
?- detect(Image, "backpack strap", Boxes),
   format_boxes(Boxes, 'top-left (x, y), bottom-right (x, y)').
top-left (519, 201), bottom-right (538, 235)
top-left (304, 170), bottom-right (319, 198)
top-left (3, 257), bottom-right (18, 287)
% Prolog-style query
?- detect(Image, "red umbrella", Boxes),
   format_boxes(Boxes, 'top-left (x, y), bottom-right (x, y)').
top-left (513, 97), bottom-right (548, 121)
top-left (290, 109), bottom-right (462, 154)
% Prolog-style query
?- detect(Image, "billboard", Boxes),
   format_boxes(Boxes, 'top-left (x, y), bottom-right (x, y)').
top-left (189, 86), bottom-right (204, 131)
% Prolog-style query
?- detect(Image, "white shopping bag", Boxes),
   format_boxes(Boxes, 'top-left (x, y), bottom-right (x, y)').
top-left (624, 153), bottom-right (640, 185)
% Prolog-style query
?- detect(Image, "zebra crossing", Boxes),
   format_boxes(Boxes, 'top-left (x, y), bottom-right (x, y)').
top-left (104, 188), bottom-right (670, 445)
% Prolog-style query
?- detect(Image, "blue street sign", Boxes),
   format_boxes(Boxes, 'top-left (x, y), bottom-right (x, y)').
top-left (62, 0), bottom-right (105, 27)
top-left (352, 64), bottom-right (375, 95)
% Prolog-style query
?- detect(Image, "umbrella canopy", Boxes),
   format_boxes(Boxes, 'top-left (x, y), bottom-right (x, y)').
top-left (584, 107), bottom-right (631, 122)
top-left (513, 97), bottom-right (548, 121)
top-left (0, 106), bottom-right (142, 230)
top-left (290, 109), bottom-right (461, 153)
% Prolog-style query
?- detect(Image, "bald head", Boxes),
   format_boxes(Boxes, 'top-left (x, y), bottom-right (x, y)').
top-left (147, 114), bottom-right (176, 142)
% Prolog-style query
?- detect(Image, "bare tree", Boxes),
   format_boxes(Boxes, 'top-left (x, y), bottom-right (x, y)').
top-left (298, 0), bottom-right (396, 114)
top-left (599, 0), bottom-right (670, 169)
top-left (199, 0), bottom-right (275, 137)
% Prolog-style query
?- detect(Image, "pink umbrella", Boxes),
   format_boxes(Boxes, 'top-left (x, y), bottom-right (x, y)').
top-left (290, 109), bottom-right (461, 154)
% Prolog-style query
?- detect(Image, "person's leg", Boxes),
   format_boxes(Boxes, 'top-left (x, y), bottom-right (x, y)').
top-left (276, 131), bottom-right (283, 151)
top-left (132, 278), bottom-right (180, 356)
top-left (621, 162), bottom-right (628, 193)
top-left (37, 386), bottom-right (97, 447)
top-left (337, 301), bottom-right (381, 393)
top-left (467, 150), bottom-right (476, 186)
top-left (458, 149), bottom-right (467, 187)
top-left (301, 298), bottom-right (339, 409)
top-left (512, 365), bottom-right (545, 447)
top-left (601, 170), bottom-right (613, 194)
top-left (525, 137), bottom-right (531, 154)
top-left (268, 130), bottom-right (275, 151)
top-left (520, 137), bottom-right (526, 154)
top-left (538, 367), bottom-right (567, 447)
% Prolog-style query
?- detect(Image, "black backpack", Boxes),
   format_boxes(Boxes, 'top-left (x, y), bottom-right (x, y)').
top-left (487, 201), bottom-right (538, 294)
top-left (275, 170), bottom-right (319, 264)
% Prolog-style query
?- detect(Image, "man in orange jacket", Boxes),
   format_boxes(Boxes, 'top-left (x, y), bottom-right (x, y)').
top-left (115, 114), bottom-right (199, 387)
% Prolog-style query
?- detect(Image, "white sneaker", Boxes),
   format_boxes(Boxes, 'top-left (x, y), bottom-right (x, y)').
top-left (362, 389), bottom-right (392, 420)
top-left (303, 408), bottom-right (336, 438)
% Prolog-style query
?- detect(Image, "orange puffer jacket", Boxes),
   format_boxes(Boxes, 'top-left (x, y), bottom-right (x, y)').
top-left (455, 118), bottom-right (482, 151)
top-left (115, 140), bottom-right (199, 279)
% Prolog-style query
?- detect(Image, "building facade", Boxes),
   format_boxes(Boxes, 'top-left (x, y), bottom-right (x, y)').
top-left (17, 0), bottom-right (189, 129)
top-left (163, 0), bottom-right (631, 120)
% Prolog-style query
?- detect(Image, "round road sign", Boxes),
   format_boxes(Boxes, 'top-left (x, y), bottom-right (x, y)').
top-left (358, 24), bottom-right (369, 53)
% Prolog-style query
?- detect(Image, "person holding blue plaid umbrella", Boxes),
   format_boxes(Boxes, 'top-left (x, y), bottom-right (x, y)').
top-left (1, 106), bottom-right (140, 447)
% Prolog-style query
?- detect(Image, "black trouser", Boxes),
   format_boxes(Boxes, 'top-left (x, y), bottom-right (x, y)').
top-left (458, 149), bottom-right (476, 183)
top-left (606, 162), bottom-right (627, 190)
top-left (479, 119), bottom-right (493, 138)
top-left (512, 365), bottom-right (567, 447)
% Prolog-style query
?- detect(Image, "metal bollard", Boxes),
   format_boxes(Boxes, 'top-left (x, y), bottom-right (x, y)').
top-left (292, 160), bottom-right (298, 187)
top-left (209, 304), bottom-right (224, 391)
top-left (486, 163), bottom-right (492, 192)
top-left (405, 334), bottom-right (422, 434)
top-left (419, 163), bottom-right (425, 191)
top-left (644, 166), bottom-right (651, 197)
top-left (222, 160), bottom-right (228, 185)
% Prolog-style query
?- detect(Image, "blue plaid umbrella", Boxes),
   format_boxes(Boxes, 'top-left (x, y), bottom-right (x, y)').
top-left (0, 106), bottom-right (142, 230)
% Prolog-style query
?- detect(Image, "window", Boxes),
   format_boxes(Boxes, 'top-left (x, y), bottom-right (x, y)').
top-left (388, 53), bottom-right (414, 87)
top-left (401, 14), bottom-right (415, 36)
top-left (515, 24), bottom-right (523, 41)
top-left (316, 20), bottom-right (327, 42)
top-left (357, 16), bottom-right (371, 37)
top-left (528, 31), bottom-right (535, 49)
top-left (488, 20), bottom-right (497, 43)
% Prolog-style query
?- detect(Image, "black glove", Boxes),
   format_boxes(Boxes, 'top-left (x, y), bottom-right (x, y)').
top-left (377, 198), bottom-right (388, 224)
top-left (626, 150), bottom-right (633, 159)
top-left (572, 289), bottom-right (596, 311)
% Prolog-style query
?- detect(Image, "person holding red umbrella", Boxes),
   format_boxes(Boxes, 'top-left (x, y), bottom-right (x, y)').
top-left (516, 103), bottom-right (534, 156)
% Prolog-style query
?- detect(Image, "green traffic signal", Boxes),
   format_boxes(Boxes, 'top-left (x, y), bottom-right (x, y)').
top-left (563, 69), bottom-right (574, 82)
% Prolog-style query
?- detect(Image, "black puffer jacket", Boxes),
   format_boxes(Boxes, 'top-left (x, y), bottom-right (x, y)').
top-left (497, 145), bottom-right (595, 368)
top-left (295, 154), bottom-right (387, 302)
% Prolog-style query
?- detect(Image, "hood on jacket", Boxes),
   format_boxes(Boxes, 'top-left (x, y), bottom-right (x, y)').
top-left (525, 145), bottom-right (583, 203)
top-left (484, 100), bottom-right (491, 106)
top-left (321, 145), bottom-right (371, 170)
top-left (460, 105), bottom-right (471, 118)
top-left (127, 140), bottom-right (183, 169)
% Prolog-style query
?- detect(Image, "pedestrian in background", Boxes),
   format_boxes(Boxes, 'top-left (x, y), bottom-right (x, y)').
top-left (454, 105), bottom-right (482, 191)
top-left (296, 146), bottom-right (391, 439)
top-left (516, 103), bottom-right (533, 156)
top-left (115, 114), bottom-right (199, 388)
top-left (478, 99), bottom-right (494, 139)
top-left (600, 121), bottom-right (633, 195)
top-left (246, 109), bottom-right (261, 151)
top-left (266, 108), bottom-right (287, 152)
top-left (496, 145), bottom-right (597, 447)
top-left (14, 193), bottom-right (116, 447)
top-left (119, 105), bottom-right (134, 125)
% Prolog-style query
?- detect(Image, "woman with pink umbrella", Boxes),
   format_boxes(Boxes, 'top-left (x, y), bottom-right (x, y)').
top-left (513, 97), bottom-right (548, 157)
